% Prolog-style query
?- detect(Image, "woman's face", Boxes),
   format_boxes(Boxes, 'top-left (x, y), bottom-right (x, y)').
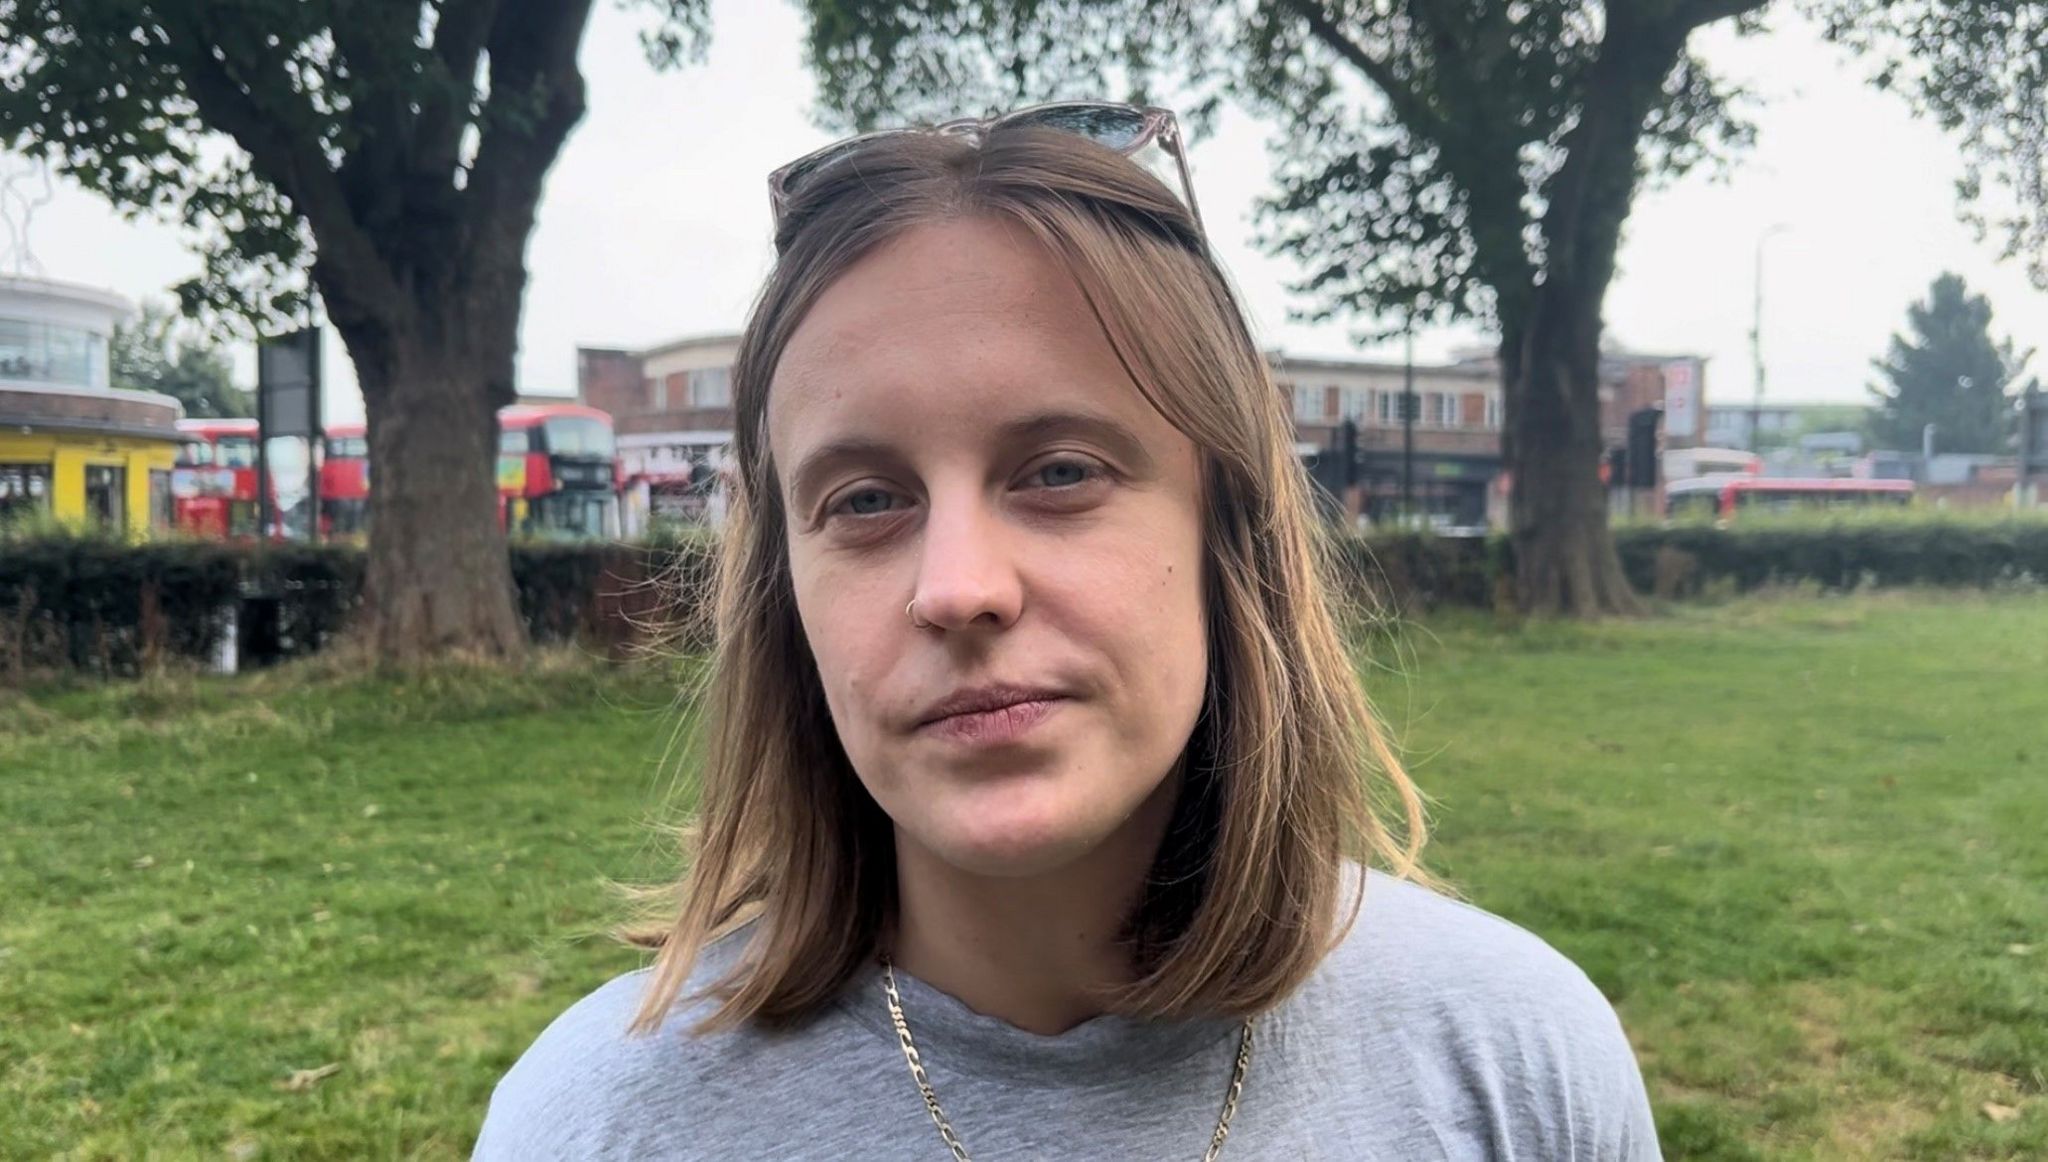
top-left (769, 217), bottom-right (1209, 879)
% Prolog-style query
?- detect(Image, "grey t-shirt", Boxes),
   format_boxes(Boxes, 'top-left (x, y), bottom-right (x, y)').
top-left (474, 872), bottom-right (1660, 1160)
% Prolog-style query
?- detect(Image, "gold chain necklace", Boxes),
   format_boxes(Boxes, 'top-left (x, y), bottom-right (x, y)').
top-left (881, 960), bottom-right (1256, 1162)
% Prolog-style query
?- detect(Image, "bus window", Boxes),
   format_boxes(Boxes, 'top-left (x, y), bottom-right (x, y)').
top-left (522, 492), bottom-right (615, 540)
top-left (216, 437), bottom-right (258, 469)
top-left (542, 416), bottom-right (616, 458)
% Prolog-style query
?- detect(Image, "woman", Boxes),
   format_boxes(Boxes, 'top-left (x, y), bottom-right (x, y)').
top-left (476, 103), bottom-right (1659, 1160)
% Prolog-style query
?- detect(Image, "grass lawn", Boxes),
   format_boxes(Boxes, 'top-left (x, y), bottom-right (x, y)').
top-left (3, 590), bottom-right (2043, 1159)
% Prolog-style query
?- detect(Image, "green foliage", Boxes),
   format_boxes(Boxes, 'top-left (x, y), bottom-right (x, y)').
top-left (0, 537), bottom-right (714, 681)
top-left (1865, 273), bottom-right (2031, 455)
top-left (8, 519), bottom-right (2042, 681)
top-left (792, 0), bottom-right (1778, 617)
top-left (0, 539), bottom-right (352, 681)
top-left (0, 0), bottom-right (710, 331)
top-left (1326, 515), bottom-right (2048, 614)
top-left (1815, 1), bottom-right (2048, 288)
top-left (0, 0), bottom-right (715, 661)
top-left (4, 592), bottom-right (2045, 1154)
top-left (1612, 515), bottom-right (2048, 597)
top-left (795, 1), bottom-right (1762, 338)
top-left (1326, 531), bottom-right (1503, 614)
top-left (109, 300), bottom-right (252, 418)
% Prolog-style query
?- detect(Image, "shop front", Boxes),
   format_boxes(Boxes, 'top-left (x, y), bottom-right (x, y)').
top-left (0, 277), bottom-right (182, 537)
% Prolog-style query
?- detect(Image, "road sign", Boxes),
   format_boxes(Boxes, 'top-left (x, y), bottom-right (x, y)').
top-left (257, 327), bottom-right (324, 541)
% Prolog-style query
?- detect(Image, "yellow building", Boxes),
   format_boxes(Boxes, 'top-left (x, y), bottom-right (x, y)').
top-left (0, 276), bottom-right (183, 537)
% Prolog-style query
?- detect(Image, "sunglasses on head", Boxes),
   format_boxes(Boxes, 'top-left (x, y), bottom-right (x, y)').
top-left (767, 100), bottom-right (1204, 237)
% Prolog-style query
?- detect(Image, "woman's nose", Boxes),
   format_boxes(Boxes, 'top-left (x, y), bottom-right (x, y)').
top-left (908, 494), bottom-right (1023, 632)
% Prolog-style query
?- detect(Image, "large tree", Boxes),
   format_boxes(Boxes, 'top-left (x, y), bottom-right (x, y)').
top-left (110, 300), bottom-right (251, 419)
top-left (0, 0), bottom-right (705, 661)
top-left (1868, 273), bottom-right (2026, 455)
top-left (796, 0), bottom-right (1772, 616)
top-left (796, 2), bottom-right (2048, 612)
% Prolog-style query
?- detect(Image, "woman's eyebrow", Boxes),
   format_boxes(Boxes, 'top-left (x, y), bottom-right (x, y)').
top-left (787, 436), bottom-right (896, 511)
top-left (786, 409), bottom-right (1158, 510)
top-left (997, 410), bottom-right (1156, 472)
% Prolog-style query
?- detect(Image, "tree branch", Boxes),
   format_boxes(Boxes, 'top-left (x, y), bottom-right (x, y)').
top-left (176, 42), bottom-right (405, 319)
top-left (462, 0), bottom-right (595, 269)
top-left (331, 0), bottom-right (417, 239)
top-left (1272, 0), bottom-right (1442, 140)
top-left (416, 0), bottom-right (502, 190)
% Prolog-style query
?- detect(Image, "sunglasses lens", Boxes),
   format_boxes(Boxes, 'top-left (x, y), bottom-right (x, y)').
top-left (1007, 105), bottom-right (1152, 152)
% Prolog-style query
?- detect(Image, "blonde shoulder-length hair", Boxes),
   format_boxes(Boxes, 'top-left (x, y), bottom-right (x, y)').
top-left (626, 123), bottom-right (1428, 1036)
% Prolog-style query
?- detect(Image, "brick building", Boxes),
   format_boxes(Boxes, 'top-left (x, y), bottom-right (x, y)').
top-left (1273, 353), bottom-right (1505, 529)
top-left (581, 332), bottom-right (1708, 533)
top-left (576, 335), bottom-right (741, 533)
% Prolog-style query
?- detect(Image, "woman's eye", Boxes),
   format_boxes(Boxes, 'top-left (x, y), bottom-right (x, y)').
top-left (839, 488), bottom-right (899, 516)
top-left (1032, 459), bottom-right (1095, 489)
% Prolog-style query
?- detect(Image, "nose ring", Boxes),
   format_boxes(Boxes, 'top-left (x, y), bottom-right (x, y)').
top-left (907, 599), bottom-right (933, 630)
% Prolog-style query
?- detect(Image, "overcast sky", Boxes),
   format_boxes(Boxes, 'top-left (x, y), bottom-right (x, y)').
top-left (8, 1), bottom-right (2046, 427)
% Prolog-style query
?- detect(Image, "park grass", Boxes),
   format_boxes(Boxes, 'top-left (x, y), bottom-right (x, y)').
top-left (3, 590), bottom-right (2044, 1159)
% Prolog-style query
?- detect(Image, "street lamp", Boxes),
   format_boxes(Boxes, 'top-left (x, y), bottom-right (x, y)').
top-left (1750, 223), bottom-right (1792, 453)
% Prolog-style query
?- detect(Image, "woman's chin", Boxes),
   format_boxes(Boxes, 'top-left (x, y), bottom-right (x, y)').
top-left (918, 803), bottom-right (1111, 879)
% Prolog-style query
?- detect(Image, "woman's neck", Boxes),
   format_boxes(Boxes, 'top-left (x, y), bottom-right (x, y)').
top-left (889, 774), bottom-right (1180, 1036)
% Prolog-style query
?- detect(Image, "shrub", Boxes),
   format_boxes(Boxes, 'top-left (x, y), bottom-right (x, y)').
top-left (0, 537), bottom-right (712, 681)
top-left (1612, 517), bottom-right (2048, 597)
top-left (4, 514), bottom-right (2039, 682)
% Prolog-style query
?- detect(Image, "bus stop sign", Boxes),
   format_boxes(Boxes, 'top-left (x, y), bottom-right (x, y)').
top-left (256, 327), bottom-right (324, 540)
top-left (258, 328), bottom-right (322, 440)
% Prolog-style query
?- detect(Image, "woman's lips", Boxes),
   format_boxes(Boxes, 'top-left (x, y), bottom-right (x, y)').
top-left (920, 697), bottom-right (1067, 745)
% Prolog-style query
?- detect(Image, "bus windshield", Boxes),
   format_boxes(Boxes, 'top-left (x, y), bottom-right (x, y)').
top-left (543, 416), bottom-right (616, 458)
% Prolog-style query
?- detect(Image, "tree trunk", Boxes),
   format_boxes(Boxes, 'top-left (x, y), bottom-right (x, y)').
top-left (353, 336), bottom-right (526, 664)
top-left (1504, 317), bottom-right (1641, 616)
top-left (1501, 14), bottom-right (1688, 618)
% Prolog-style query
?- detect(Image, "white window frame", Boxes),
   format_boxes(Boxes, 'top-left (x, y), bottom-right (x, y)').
top-left (1432, 392), bottom-right (1461, 428)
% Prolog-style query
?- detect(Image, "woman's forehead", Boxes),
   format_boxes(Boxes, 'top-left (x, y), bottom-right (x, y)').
top-left (766, 219), bottom-right (1168, 461)
top-left (774, 221), bottom-right (1097, 390)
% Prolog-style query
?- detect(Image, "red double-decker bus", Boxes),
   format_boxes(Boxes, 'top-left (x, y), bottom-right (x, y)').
top-left (319, 422), bottom-right (370, 539)
top-left (316, 404), bottom-right (619, 541)
top-left (497, 404), bottom-right (620, 539)
top-left (172, 418), bottom-right (264, 539)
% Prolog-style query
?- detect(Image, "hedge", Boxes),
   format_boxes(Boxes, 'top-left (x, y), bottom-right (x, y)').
top-left (3, 517), bottom-right (2042, 680)
top-left (1612, 519), bottom-right (2048, 598)
top-left (0, 537), bottom-right (712, 682)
